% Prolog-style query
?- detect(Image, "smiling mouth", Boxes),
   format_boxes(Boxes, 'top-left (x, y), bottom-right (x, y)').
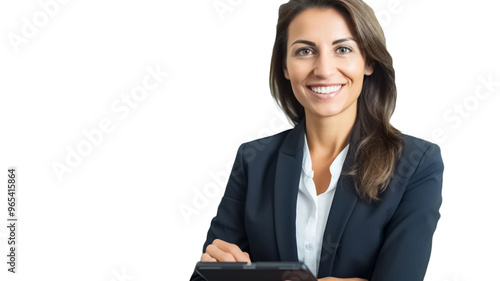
top-left (307, 85), bottom-right (344, 94)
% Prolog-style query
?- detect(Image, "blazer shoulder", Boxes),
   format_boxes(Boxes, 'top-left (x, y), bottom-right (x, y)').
top-left (241, 127), bottom-right (294, 151)
top-left (233, 127), bottom-right (298, 169)
top-left (400, 133), bottom-right (440, 151)
top-left (398, 133), bottom-right (444, 181)
top-left (400, 133), bottom-right (442, 159)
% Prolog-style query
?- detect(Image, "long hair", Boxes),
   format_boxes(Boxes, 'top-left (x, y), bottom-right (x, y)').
top-left (269, 0), bottom-right (403, 202)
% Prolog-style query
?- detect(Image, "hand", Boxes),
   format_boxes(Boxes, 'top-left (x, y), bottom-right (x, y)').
top-left (201, 239), bottom-right (251, 263)
top-left (318, 277), bottom-right (368, 281)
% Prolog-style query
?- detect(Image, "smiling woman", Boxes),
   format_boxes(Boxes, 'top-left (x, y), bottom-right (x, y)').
top-left (271, 1), bottom-right (403, 203)
top-left (284, 9), bottom-right (373, 118)
top-left (190, 1), bottom-right (444, 281)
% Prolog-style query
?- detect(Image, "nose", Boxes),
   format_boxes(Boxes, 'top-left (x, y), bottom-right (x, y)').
top-left (313, 52), bottom-right (336, 78)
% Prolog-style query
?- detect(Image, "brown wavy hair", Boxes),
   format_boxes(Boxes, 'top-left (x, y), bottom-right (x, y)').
top-left (269, 0), bottom-right (403, 201)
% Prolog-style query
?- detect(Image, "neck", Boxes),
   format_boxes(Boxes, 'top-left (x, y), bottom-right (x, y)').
top-left (305, 104), bottom-right (356, 158)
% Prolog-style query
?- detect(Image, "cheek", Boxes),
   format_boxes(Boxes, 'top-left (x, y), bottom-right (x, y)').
top-left (286, 60), bottom-right (309, 82)
top-left (343, 60), bottom-right (367, 81)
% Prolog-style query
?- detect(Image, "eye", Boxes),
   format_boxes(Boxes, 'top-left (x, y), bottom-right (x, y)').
top-left (336, 46), bottom-right (352, 54)
top-left (296, 48), bottom-right (314, 56)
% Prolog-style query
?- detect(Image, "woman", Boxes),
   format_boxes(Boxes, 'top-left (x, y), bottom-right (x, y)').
top-left (190, 0), bottom-right (444, 280)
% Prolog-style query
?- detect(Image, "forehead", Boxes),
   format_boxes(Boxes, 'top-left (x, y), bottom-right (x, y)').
top-left (287, 7), bottom-right (355, 43)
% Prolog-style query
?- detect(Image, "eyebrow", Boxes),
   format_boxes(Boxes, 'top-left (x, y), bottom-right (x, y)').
top-left (291, 37), bottom-right (356, 47)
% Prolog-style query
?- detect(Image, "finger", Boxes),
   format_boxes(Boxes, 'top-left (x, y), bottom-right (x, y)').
top-left (206, 243), bottom-right (236, 262)
top-left (201, 253), bottom-right (217, 262)
top-left (212, 239), bottom-right (251, 263)
top-left (213, 239), bottom-right (251, 263)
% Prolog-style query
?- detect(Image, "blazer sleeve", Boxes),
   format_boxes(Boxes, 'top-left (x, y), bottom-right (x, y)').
top-left (189, 143), bottom-right (250, 281)
top-left (370, 143), bottom-right (444, 281)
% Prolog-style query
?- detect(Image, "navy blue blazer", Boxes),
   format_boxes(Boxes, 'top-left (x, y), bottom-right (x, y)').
top-left (190, 119), bottom-right (444, 281)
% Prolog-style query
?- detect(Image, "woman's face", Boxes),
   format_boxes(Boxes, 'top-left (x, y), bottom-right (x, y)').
top-left (284, 7), bottom-right (373, 121)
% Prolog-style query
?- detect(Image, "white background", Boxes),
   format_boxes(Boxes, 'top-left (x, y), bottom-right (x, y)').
top-left (0, 0), bottom-right (499, 280)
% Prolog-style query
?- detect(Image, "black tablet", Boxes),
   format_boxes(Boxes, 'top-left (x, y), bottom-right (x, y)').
top-left (195, 261), bottom-right (317, 281)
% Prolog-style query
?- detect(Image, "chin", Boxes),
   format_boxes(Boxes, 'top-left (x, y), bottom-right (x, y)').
top-left (308, 110), bottom-right (343, 119)
top-left (310, 105), bottom-right (345, 117)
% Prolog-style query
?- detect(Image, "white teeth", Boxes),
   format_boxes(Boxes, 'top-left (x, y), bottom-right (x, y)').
top-left (310, 85), bottom-right (342, 94)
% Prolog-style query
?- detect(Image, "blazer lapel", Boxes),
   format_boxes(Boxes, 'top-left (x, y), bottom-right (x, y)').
top-left (274, 119), bottom-right (305, 262)
top-left (317, 146), bottom-right (359, 277)
top-left (273, 118), bottom-right (359, 276)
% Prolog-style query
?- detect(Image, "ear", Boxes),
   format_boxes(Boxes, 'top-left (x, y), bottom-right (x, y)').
top-left (364, 61), bottom-right (374, 76)
top-left (283, 67), bottom-right (290, 80)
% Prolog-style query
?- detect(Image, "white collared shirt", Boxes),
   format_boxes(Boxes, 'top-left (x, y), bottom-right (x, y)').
top-left (296, 134), bottom-right (349, 276)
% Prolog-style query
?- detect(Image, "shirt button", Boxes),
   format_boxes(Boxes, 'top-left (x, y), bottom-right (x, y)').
top-left (306, 244), bottom-right (313, 251)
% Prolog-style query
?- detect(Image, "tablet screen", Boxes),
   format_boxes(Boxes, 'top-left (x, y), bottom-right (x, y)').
top-left (195, 261), bottom-right (317, 281)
